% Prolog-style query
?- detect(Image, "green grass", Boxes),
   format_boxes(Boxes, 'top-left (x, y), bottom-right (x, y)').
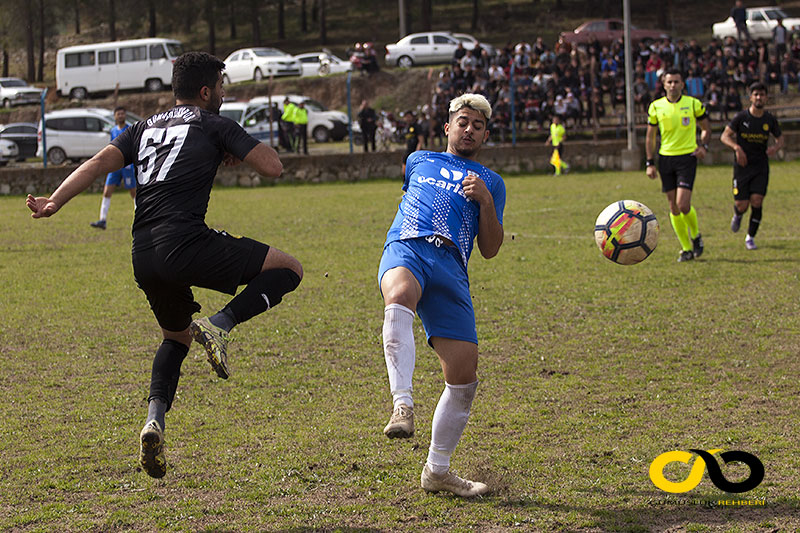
top-left (2, 162), bottom-right (800, 531)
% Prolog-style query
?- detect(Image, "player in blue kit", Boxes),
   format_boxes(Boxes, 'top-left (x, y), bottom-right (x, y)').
top-left (90, 107), bottom-right (136, 230)
top-left (378, 93), bottom-right (506, 497)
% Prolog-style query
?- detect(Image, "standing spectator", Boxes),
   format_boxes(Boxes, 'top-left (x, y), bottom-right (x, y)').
top-left (294, 101), bottom-right (309, 155)
top-left (460, 49), bottom-right (478, 71)
top-left (401, 111), bottom-right (424, 176)
top-left (780, 52), bottom-right (799, 93)
top-left (773, 18), bottom-right (788, 59)
top-left (685, 70), bottom-right (705, 98)
top-left (633, 74), bottom-right (651, 112)
top-left (358, 99), bottom-right (378, 152)
top-left (645, 53), bottom-right (663, 90)
top-left (453, 42), bottom-right (467, 65)
top-left (732, 0), bottom-right (751, 42)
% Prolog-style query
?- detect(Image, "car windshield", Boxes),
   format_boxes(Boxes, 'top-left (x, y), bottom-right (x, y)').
top-left (166, 43), bottom-right (184, 57)
top-left (0, 79), bottom-right (28, 88)
top-left (764, 9), bottom-right (788, 21)
top-left (220, 109), bottom-right (243, 123)
top-left (253, 48), bottom-right (286, 57)
top-left (303, 99), bottom-right (326, 112)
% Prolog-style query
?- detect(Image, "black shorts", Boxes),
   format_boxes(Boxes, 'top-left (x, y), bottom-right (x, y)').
top-left (132, 228), bottom-right (269, 332)
top-left (658, 154), bottom-right (697, 192)
top-left (554, 144), bottom-right (565, 156)
top-left (403, 148), bottom-right (416, 164)
top-left (733, 163), bottom-right (769, 200)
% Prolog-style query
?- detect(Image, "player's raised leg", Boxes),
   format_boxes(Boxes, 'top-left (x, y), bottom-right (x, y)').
top-left (191, 246), bottom-right (303, 379)
top-left (421, 337), bottom-right (488, 497)
top-left (379, 265), bottom-right (421, 438)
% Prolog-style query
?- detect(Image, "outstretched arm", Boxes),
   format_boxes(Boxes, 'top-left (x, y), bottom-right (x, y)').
top-left (27, 145), bottom-right (125, 218)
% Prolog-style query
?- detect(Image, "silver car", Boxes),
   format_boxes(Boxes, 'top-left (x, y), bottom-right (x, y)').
top-left (385, 31), bottom-right (490, 67)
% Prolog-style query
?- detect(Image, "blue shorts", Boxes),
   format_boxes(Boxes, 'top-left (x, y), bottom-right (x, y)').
top-left (378, 237), bottom-right (477, 345)
top-left (106, 165), bottom-right (136, 189)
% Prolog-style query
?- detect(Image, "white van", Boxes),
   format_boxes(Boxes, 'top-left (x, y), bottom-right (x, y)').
top-left (56, 38), bottom-right (183, 99)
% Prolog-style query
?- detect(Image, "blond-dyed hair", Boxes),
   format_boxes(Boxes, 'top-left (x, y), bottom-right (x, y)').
top-left (448, 93), bottom-right (492, 121)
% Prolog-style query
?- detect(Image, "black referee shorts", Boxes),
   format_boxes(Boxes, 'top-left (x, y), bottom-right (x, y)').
top-left (658, 153), bottom-right (697, 193)
top-left (733, 162), bottom-right (769, 200)
top-left (132, 228), bottom-right (269, 332)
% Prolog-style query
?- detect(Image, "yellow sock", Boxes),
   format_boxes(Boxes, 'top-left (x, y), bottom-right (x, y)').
top-left (670, 212), bottom-right (692, 252)
top-left (683, 206), bottom-right (699, 239)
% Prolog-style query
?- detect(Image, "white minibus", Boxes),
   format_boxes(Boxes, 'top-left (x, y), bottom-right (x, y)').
top-left (56, 38), bottom-right (183, 99)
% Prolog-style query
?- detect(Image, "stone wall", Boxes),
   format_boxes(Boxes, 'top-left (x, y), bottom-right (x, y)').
top-left (3, 131), bottom-right (799, 195)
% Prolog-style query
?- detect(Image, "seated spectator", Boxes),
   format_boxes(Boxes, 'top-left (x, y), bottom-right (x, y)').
top-left (612, 76), bottom-right (626, 111)
top-left (765, 55), bottom-right (782, 91)
top-left (492, 98), bottom-right (511, 143)
top-left (453, 42), bottom-right (467, 65)
top-left (780, 52), bottom-right (799, 93)
top-left (723, 86), bottom-right (742, 119)
top-left (460, 49), bottom-right (478, 71)
top-left (564, 90), bottom-right (581, 126)
top-left (704, 82), bottom-right (723, 118)
top-left (633, 74), bottom-right (651, 112)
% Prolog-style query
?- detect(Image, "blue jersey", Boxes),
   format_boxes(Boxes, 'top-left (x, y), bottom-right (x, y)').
top-left (110, 124), bottom-right (134, 173)
top-left (384, 150), bottom-right (506, 267)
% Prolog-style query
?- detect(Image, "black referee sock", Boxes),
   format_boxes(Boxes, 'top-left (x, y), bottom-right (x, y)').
top-left (147, 339), bottom-right (190, 426)
top-left (219, 268), bottom-right (302, 328)
top-left (748, 206), bottom-right (762, 237)
top-left (733, 204), bottom-right (745, 217)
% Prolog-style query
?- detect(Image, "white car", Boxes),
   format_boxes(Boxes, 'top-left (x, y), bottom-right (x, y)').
top-left (250, 94), bottom-right (359, 143)
top-left (36, 107), bottom-right (141, 165)
top-left (295, 51), bottom-right (353, 77)
top-left (452, 33), bottom-right (496, 57)
top-left (712, 6), bottom-right (800, 41)
top-left (219, 101), bottom-right (280, 147)
top-left (0, 138), bottom-right (19, 166)
top-left (0, 77), bottom-right (43, 108)
top-left (385, 31), bottom-right (489, 67)
top-left (222, 47), bottom-right (302, 83)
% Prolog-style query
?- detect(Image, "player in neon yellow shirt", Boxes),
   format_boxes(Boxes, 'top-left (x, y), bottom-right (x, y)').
top-left (545, 114), bottom-right (569, 175)
top-left (646, 68), bottom-right (712, 262)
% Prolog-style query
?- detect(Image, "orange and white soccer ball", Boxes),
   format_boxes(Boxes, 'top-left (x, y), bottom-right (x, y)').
top-left (594, 200), bottom-right (659, 265)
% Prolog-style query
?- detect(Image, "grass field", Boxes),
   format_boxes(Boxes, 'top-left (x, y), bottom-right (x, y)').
top-left (2, 162), bottom-right (800, 532)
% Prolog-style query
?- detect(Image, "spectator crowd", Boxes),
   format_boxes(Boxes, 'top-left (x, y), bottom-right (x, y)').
top-left (407, 25), bottom-right (800, 145)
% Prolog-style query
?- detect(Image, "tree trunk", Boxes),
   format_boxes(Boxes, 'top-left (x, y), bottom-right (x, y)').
top-left (74, 0), bottom-right (80, 34)
top-left (251, 0), bottom-right (261, 46)
top-left (471, 0), bottom-right (479, 32)
top-left (300, 0), bottom-right (307, 32)
top-left (148, 0), bottom-right (156, 37)
top-left (311, 0), bottom-right (317, 23)
top-left (25, 1), bottom-right (35, 81)
top-left (421, 0), bottom-right (432, 31)
top-left (2, 49), bottom-right (8, 78)
top-left (37, 0), bottom-right (45, 82)
top-left (109, 0), bottom-right (116, 41)
top-left (278, 0), bottom-right (285, 40)
top-left (319, 0), bottom-right (326, 45)
top-left (205, 0), bottom-right (215, 55)
top-left (656, 0), bottom-right (671, 31)
top-left (229, 2), bottom-right (236, 39)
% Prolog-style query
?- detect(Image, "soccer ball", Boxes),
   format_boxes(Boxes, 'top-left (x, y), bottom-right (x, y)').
top-left (594, 200), bottom-right (659, 265)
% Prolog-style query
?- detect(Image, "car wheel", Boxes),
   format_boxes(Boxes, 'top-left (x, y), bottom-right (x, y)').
top-left (312, 126), bottom-right (330, 143)
top-left (0, 160), bottom-right (7, 167)
top-left (69, 87), bottom-right (88, 100)
top-left (222, 74), bottom-right (231, 85)
top-left (2, 99), bottom-right (10, 109)
top-left (254, 68), bottom-right (264, 81)
top-left (318, 63), bottom-right (330, 76)
top-left (145, 78), bottom-right (164, 92)
top-left (47, 147), bottom-right (67, 166)
top-left (398, 56), bottom-right (414, 68)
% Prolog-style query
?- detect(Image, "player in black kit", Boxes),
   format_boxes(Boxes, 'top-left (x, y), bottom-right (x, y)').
top-left (720, 82), bottom-right (784, 250)
top-left (26, 52), bottom-right (303, 478)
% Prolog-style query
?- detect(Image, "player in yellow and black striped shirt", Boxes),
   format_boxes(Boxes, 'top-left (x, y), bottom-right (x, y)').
top-left (646, 68), bottom-right (712, 262)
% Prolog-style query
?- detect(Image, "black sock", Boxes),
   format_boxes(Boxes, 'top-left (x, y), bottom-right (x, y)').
top-left (148, 339), bottom-right (189, 414)
top-left (209, 308), bottom-right (237, 333)
top-left (147, 399), bottom-right (167, 430)
top-left (220, 268), bottom-right (301, 328)
top-left (748, 207), bottom-right (762, 237)
top-left (734, 204), bottom-right (745, 216)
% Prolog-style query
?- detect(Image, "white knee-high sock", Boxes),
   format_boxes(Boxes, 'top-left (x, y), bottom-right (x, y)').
top-left (99, 197), bottom-right (111, 221)
top-left (426, 381), bottom-right (478, 474)
top-left (383, 303), bottom-right (415, 408)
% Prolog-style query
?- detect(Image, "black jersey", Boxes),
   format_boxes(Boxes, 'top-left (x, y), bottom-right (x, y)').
top-left (728, 109), bottom-right (781, 167)
top-left (111, 105), bottom-right (260, 253)
top-left (404, 122), bottom-right (420, 151)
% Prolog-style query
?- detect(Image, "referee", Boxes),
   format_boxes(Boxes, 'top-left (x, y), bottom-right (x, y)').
top-left (720, 82), bottom-right (784, 250)
top-left (645, 68), bottom-right (712, 262)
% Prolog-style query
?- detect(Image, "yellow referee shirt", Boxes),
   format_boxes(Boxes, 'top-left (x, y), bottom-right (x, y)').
top-left (550, 123), bottom-right (565, 147)
top-left (647, 95), bottom-right (707, 156)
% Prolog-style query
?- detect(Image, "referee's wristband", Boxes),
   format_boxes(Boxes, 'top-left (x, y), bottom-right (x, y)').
top-left (646, 159), bottom-right (655, 167)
